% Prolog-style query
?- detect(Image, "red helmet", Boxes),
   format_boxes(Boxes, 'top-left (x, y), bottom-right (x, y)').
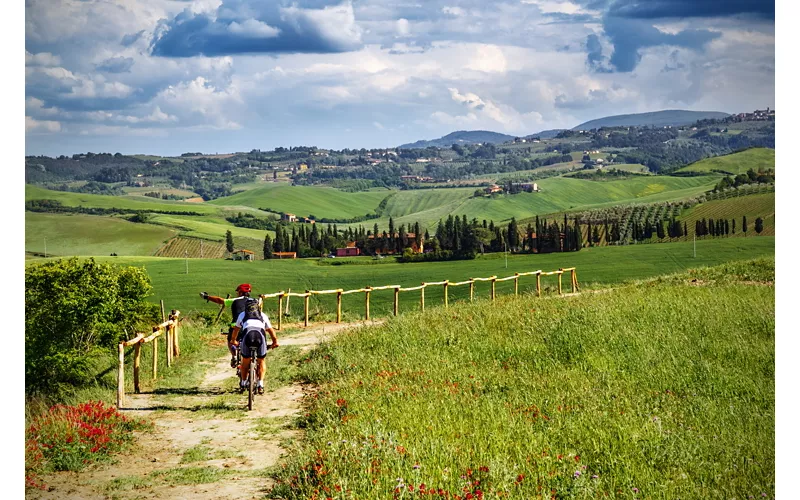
top-left (235, 283), bottom-right (251, 293)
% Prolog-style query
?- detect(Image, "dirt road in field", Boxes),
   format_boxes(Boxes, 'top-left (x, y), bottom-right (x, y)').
top-left (28, 320), bottom-right (380, 500)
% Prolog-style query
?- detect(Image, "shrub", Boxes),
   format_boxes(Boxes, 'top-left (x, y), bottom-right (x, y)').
top-left (25, 401), bottom-right (151, 490)
top-left (25, 258), bottom-right (159, 393)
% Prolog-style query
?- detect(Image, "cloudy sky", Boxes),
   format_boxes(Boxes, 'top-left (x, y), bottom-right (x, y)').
top-left (24, 0), bottom-right (775, 156)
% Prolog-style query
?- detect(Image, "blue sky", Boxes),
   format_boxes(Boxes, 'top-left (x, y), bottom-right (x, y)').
top-left (24, 0), bottom-right (775, 156)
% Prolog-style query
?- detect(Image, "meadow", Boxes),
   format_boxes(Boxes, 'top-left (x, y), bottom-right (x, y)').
top-left (208, 184), bottom-right (391, 219)
top-left (25, 213), bottom-right (177, 257)
top-left (673, 147), bottom-right (775, 175)
top-left (271, 259), bottom-right (775, 499)
top-left (41, 236), bottom-right (775, 320)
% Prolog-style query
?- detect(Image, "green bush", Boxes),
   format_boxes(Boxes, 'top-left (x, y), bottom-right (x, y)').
top-left (25, 258), bottom-right (159, 393)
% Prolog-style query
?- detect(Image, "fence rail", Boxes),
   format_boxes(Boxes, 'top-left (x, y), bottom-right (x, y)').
top-left (258, 267), bottom-right (579, 328)
top-left (117, 301), bottom-right (181, 408)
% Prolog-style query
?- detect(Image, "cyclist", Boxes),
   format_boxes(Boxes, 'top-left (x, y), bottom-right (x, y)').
top-left (200, 283), bottom-right (254, 368)
top-left (231, 298), bottom-right (279, 394)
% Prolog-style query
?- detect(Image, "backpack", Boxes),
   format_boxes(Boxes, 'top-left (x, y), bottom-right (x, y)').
top-left (242, 298), bottom-right (262, 322)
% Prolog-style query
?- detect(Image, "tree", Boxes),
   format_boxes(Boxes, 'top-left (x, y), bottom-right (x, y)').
top-left (755, 217), bottom-right (764, 234)
top-left (274, 224), bottom-right (285, 252)
top-left (732, 218), bottom-right (736, 234)
top-left (25, 258), bottom-right (159, 391)
top-left (656, 220), bottom-right (666, 240)
top-left (742, 215), bottom-right (748, 234)
top-left (225, 230), bottom-right (235, 253)
top-left (263, 233), bottom-right (273, 259)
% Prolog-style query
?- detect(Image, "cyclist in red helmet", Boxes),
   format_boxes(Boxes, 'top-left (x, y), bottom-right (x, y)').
top-left (200, 283), bottom-right (260, 367)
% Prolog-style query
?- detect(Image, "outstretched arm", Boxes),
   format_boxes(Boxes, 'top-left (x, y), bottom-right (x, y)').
top-left (199, 292), bottom-right (226, 306)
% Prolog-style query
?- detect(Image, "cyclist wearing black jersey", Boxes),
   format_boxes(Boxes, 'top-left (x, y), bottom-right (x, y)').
top-left (200, 283), bottom-right (254, 368)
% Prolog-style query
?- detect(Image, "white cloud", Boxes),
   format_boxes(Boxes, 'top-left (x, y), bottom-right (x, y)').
top-left (396, 18), bottom-right (410, 37)
top-left (466, 45), bottom-right (507, 73)
top-left (25, 51), bottom-right (61, 67)
top-left (227, 19), bottom-right (280, 38)
top-left (373, 121), bottom-right (385, 130)
top-left (26, 116), bottom-right (62, 133)
top-left (154, 77), bottom-right (243, 130)
top-left (442, 6), bottom-right (466, 17)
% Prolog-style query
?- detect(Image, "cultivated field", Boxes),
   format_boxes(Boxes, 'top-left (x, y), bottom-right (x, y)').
top-left (673, 147), bottom-right (775, 175)
top-left (679, 192), bottom-right (775, 237)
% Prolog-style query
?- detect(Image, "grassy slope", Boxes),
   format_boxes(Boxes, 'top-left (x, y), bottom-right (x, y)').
top-left (679, 192), bottom-right (775, 237)
top-left (673, 148), bottom-right (775, 175)
top-left (209, 184), bottom-right (390, 219)
top-left (25, 185), bottom-right (223, 215)
top-left (25, 213), bottom-right (177, 257)
top-left (25, 236), bottom-right (773, 318)
top-left (273, 259), bottom-right (774, 499)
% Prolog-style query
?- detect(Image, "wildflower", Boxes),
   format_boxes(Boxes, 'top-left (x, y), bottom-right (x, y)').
top-left (591, 475), bottom-right (598, 479)
top-left (574, 471), bottom-right (581, 478)
top-left (479, 466), bottom-right (489, 473)
top-left (762, 494), bottom-right (767, 498)
top-left (413, 464), bottom-right (421, 470)
top-left (633, 488), bottom-right (639, 493)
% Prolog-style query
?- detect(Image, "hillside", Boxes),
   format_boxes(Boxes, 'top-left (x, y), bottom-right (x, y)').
top-left (573, 110), bottom-right (730, 130)
top-left (398, 130), bottom-right (516, 149)
top-left (673, 147), bottom-right (775, 175)
top-left (524, 129), bottom-right (566, 139)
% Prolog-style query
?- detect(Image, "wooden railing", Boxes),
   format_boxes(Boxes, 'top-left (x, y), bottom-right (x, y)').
top-left (117, 302), bottom-right (181, 408)
top-left (258, 267), bottom-right (579, 328)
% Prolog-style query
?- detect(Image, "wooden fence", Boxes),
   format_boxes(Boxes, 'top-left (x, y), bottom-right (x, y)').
top-left (259, 267), bottom-right (579, 329)
top-left (117, 301), bottom-right (181, 408)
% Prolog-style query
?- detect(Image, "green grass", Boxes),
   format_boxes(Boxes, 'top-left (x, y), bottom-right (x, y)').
top-left (150, 466), bottom-right (233, 485)
top-left (270, 259), bottom-right (774, 499)
top-left (25, 212), bottom-right (177, 257)
top-left (25, 184), bottom-right (223, 215)
top-left (26, 236), bottom-right (773, 320)
top-left (209, 184), bottom-right (390, 219)
top-left (673, 148), bottom-right (775, 175)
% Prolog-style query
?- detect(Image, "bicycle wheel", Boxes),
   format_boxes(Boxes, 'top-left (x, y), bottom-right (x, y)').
top-left (248, 348), bottom-right (256, 410)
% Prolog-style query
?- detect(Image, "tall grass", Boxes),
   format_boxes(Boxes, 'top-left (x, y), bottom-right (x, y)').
top-left (271, 260), bottom-right (775, 499)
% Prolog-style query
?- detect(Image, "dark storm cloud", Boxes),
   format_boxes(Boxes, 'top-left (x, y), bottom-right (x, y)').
top-left (607, 0), bottom-right (774, 20)
top-left (601, 15), bottom-right (721, 72)
top-left (150, 1), bottom-right (363, 57)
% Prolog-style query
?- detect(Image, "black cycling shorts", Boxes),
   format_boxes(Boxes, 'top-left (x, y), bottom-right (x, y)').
top-left (238, 328), bottom-right (267, 359)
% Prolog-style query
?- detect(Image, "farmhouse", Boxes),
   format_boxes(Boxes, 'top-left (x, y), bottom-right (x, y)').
top-left (485, 184), bottom-right (503, 194)
top-left (513, 182), bottom-right (539, 192)
top-left (336, 247), bottom-right (361, 257)
top-left (282, 213), bottom-right (297, 222)
top-left (232, 249), bottom-right (255, 261)
top-left (273, 251), bottom-right (297, 259)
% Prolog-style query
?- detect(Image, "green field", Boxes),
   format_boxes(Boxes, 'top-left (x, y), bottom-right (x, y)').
top-left (209, 184), bottom-right (391, 219)
top-left (679, 192), bottom-right (775, 237)
top-left (26, 236), bottom-right (772, 319)
top-left (25, 213), bottom-right (177, 257)
top-left (25, 185), bottom-right (223, 215)
top-left (673, 148), bottom-right (775, 175)
top-left (272, 259), bottom-right (774, 498)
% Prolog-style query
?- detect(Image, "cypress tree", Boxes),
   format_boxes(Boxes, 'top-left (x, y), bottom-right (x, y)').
top-left (755, 217), bottom-right (764, 234)
top-left (742, 215), bottom-right (748, 234)
top-left (225, 230), bottom-right (235, 253)
top-left (263, 233), bottom-right (273, 259)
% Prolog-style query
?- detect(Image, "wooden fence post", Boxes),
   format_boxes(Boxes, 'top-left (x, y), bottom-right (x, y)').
top-left (133, 342), bottom-right (141, 394)
top-left (393, 287), bottom-right (400, 316)
top-left (572, 269), bottom-right (579, 292)
top-left (117, 343), bottom-right (125, 408)
top-left (420, 283), bottom-right (425, 312)
top-left (277, 293), bottom-right (284, 331)
top-left (443, 281), bottom-right (449, 308)
top-left (336, 290), bottom-right (343, 323)
top-left (365, 288), bottom-right (371, 320)
top-left (469, 280), bottom-right (474, 302)
top-left (536, 272), bottom-right (541, 297)
top-left (491, 277), bottom-right (496, 301)
top-left (514, 273), bottom-right (519, 295)
top-left (304, 291), bottom-right (310, 327)
top-left (160, 299), bottom-right (166, 323)
top-left (171, 310), bottom-right (180, 357)
top-left (558, 269), bottom-right (563, 295)
top-left (152, 327), bottom-right (158, 380)
top-left (165, 323), bottom-right (172, 368)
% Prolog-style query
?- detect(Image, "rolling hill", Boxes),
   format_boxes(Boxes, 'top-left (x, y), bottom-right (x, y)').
top-left (573, 110), bottom-right (730, 130)
top-left (673, 148), bottom-right (775, 175)
top-left (398, 130), bottom-right (516, 149)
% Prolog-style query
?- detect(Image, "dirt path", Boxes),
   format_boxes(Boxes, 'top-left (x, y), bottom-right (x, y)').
top-left (28, 320), bottom-right (380, 500)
